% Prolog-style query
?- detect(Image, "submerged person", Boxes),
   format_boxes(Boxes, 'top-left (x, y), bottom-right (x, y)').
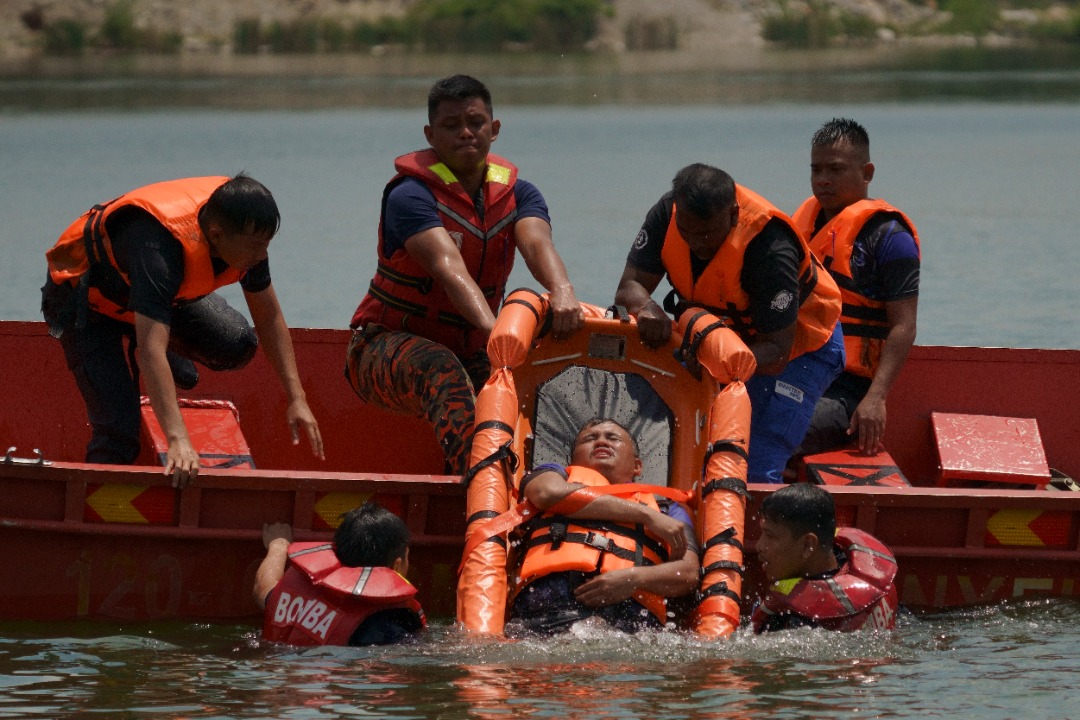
top-left (255, 502), bottom-right (426, 646)
top-left (346, 74), bottom-right (583, 475)
top-left (506, 418), bottom-right (700, 636)
top-left (792, 118), bottom-right (921, 457)
top-left (614, 163), bottom-right (844, 483)
top-left (752, 483), bottom-right (898, 633)
top-left (41, 174), bottom-right (324, 487)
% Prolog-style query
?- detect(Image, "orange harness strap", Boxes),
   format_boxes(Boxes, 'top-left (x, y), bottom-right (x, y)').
top-left (459, 483), bottom-right (694, 573)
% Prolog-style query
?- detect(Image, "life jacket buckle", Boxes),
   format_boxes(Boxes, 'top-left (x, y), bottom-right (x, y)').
top-left (584, 531), bottom-right (615, 553)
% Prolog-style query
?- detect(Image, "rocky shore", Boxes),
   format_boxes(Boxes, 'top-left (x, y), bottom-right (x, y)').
top-left (0, 1), bottom-right (1073, 76)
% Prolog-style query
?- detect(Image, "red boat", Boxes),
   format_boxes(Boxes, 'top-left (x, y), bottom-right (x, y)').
top-left (2, 313), bottom-right (1079, 624)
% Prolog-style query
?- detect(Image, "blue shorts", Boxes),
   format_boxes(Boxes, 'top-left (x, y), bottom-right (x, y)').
top-left (745, 324), bottom-right (845, 483)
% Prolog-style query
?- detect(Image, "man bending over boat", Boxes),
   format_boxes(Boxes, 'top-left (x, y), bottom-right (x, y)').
top-left (792, 118), bottom-right (921, 457)
top-left (255, 501), bottom-right (426, 646)
top-left (346, 74), bottom-right (582, 475)
top-left (615, 164), bottom-right (845, 483)
top-left (752, 483), bottom-right (898, 633)
top-left (42, 174), bottom-right (324, 487)
top-left (505, 418), bottom-right (700, 636)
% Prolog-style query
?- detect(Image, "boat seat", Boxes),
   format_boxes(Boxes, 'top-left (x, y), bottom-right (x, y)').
top-left (803, 447), bottom-right (911, 487)
top-left (139, 397), bottom-right (256, 469)
top-left (931, 412), bottom-right (1050, 488)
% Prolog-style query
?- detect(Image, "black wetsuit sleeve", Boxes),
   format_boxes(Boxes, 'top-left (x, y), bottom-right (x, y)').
top-left (108, 207), bottom-right (184, 326)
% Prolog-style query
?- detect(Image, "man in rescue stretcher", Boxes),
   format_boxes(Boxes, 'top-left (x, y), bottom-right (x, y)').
top-left (752, 483), bottom-right (898, 633)
top-left (505, 418), bottom-right (700, 636)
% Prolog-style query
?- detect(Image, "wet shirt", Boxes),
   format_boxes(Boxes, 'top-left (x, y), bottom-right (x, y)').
top-left (627, 191), bottom-right (803, 334)
top-left (814, 211), bottom-right (920, 302)
top-left (381, 176), bottom-right (550, 257)
top-left (106, 207), bottom-right (271, 325)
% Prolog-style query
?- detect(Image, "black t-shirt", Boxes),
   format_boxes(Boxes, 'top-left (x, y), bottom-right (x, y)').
top-left (627, 192), bottom-right (803, 334)
top-left (106, 207), bottom-right (271, 325)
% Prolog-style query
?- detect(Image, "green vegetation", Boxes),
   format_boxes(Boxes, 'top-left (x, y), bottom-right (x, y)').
top-left (938, 0), bottom-right (1002, 36)
top-left (232, 0), bottom-right (605, 55)
top-left (762, 0), bottom-right (880, 48)
top-left (43, 0), bottom-right (181, 55)
top-left (43, 19), bottom-right (86, 56)
top-left (34, 0), bottom-right (1080, 58)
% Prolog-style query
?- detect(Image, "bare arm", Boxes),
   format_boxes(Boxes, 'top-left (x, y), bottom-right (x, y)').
top-left (135, 313), bottom-right (199, 488)
top-left (404, 227), bottom-right (497, 334)
top-left (524, 468), bottom-right (697, 605)
top-left (524, 469), bottom-right (688, 563)
top-left (253, 522), bottom-right (293, 610)
top-left (614, 263), bottom-right (671, 348)
top-left (574, 544), bottom-right (700, 607)
top-left (244, 284), bottom-right (324, 460)
top-left (513, 216), bottom-right (583, 339)
top-left (850, 295), bottom-right (918, 453)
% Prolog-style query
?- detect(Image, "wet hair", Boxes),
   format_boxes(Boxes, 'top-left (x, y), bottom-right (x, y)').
top-left (812, 118), bottom-right (870, 161)
top-left (574, 417), bottom-right (640, 457)
top-left (671, 163), bottom-right (736, 219)
top-left (760, 483), bottom-right (836, 547)
top-left (428, 74), bottom-right (493, 122)
top-left (333, 501), bottom-right (410, 568)
top-left (201, 173), bottom-right (280, 238)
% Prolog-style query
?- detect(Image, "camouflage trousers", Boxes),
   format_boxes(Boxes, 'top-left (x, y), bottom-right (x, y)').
top-left (345, 325), bottom-right (490, 475)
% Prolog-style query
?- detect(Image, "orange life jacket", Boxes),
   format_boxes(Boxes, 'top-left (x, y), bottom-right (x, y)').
top-left (351, 149), bottom-right (520, 358)
top-left (661, 185), bottom-right (841, 361)
top-left (45, 177), bottom-right (243, 324)
top-left (513, 465), bottom-right (671, 624)
top-left (751, 527), bottom-right (898, 633)
top-left (793, 197), bottom-right (921, 378)
top-left (262, 542), bottom-right (426, 646)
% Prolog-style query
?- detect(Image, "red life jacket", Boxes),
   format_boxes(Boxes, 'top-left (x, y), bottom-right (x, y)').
top-left (512, 465), bottom-right (671, 624)
top-left (262, 542), bottom-right (426, 646)
top-left (661, 185), bottom-right (841, 361)
top-left (751, 527), bottom-right (898, 633)
top-left (351, 149), bottom-right (520, 358)
top-left (45, 177), bottom-right (243, 324)
top-left (793, 197), bottom-right (921, 378)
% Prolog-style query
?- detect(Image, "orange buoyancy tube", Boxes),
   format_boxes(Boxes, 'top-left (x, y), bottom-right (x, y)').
top-left (457, 293), bottom-right (756, 639)
top-left (677, 308), bottom-right (754, 638)
top-left (457, 288), bottom-right (549, 634)
top-left (45, 176), bottom-right (241, 324)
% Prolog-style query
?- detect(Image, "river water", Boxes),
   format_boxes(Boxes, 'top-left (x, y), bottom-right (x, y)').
top-left (2, 55), bottom-right (1080, 718)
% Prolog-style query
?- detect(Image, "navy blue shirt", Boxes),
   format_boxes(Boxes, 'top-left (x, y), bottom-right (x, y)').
top-left (813, 210), bottom-right (920, 302)
top-left (381, 177), bottom-right (550, 258)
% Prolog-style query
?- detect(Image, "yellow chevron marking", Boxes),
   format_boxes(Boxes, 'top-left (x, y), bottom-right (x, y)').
top-left (315, 492), bottom-right (372, 529)
top-left (986, 509), bottom-right (1044, 547)
top-left (86, 485), bottom-right (148, 524)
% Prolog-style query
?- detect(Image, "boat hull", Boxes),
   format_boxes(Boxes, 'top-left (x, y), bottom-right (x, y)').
top-left (2, 321), bottom-right (1079, 622)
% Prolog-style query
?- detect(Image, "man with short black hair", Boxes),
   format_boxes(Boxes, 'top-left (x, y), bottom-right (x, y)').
top-left (347, 74), bottom-right (582, 475)
top-left (615, 164), bottom-right (845, 483)
top-left (42, 174), bottom-right (323, 487)
top-left (792, 118), bottom-right (921, 456)
top-left (506, 418), bottom-right (700, 635)
top-left (256, 502), bottom-right (425, 646)
top-left (752, 483), bottom-right (898, 633)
